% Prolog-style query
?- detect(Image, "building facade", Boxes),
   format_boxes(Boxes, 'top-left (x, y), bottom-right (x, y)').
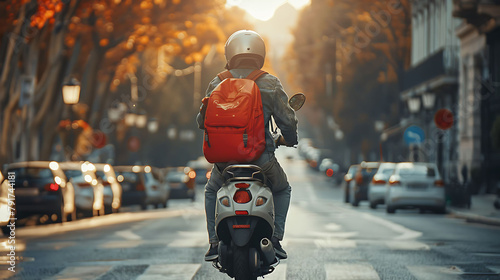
top-left (453, 0), bottom-right (500, 193)
top-left (400, 0), bottom-right (461, 181)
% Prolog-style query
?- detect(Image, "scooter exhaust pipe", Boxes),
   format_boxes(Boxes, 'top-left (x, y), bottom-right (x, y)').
top-left (260, 238), bottom-right (276, 264)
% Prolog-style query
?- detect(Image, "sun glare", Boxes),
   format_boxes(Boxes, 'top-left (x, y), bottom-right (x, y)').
top-left (226, 0), bottom-right (311, 21)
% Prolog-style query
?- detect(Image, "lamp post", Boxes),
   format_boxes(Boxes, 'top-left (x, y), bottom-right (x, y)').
top-left (62, 77), bottom-right (81, 105)
top-left (407, 96), bottom-right (421, 114)
top-left (61, 77), bottom-right (81, 160)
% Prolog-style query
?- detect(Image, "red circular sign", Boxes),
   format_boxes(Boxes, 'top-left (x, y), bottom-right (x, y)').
top-left (91, 131), bottom-right (107, 149)
top-left (127, 136), bottom-right (141, 152)
top-left (434, 109), bottom-right (454, 130)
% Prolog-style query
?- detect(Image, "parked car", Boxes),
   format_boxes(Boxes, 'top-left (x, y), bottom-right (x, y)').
top-left (343, 164), bottom-right (359, 203)
top-left (350, 161), bottom-right (380, 207)
top-left (385, 162), bottom-right (446, 214)
top-left (164, 167), bottom-right (196, 201)
top-left (114, 165), bottom-right (169, 209)
top-left (368, 162), bottom-right (396, 209)
top-left (187, 156), bottom-right (212, 185)
top-left (59, 161), bottom-right (104, 217)
top-left (94, 163), bottom-right (122, 214)
top-left (5, 161), bottom-right (76, 223)
top-left (0, 170), bottom-right (15, 234)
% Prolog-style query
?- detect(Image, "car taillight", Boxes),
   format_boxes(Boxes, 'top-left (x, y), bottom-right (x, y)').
top-left (372, 178), bottom-right (386, 185)
top-left (235, 183), bottom-right (250, 189)
top-left (326, 169), bottom-right (334, 177)
top-left (233, 190), bottom-right (251, 204)
top-left (434, 180), bottom-right (445, 187)
top-left (137, 183), bottom-right (145, 191)
top-left (188, 170), bottom-right (196, 179)
top-left (389, 179), bottom-right (401, 186)
top-left (355, 174), bottom-right (363, 185)
top-left (77, 182), bottom-right (92, 188)
top-left (44, 183), bottom-right (59, 192)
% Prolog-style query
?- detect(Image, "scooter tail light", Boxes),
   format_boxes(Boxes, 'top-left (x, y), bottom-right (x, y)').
top-left (233, 224), bottom-right (251, 229)
top-left (235, 210), bottom-right (248, 215)
top-left (235, 183), bottom-right (250, 189)
top-left (233, 190), bottom-right (251, 203)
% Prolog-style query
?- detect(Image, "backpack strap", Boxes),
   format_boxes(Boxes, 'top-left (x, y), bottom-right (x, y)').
top-left (246, 69), bottom-right (267, 81)
top-left (217, 70), bottom-right (233, 81)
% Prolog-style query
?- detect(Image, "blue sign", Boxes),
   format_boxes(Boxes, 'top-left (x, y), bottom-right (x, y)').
top-left (404, 125), bottom-right (425, 145)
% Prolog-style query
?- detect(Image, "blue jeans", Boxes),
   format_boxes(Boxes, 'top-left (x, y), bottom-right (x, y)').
top-left (204, 152), bottom-right (291, 244)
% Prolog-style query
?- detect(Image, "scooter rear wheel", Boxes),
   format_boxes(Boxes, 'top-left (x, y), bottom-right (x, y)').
top-left (233, 246), bottom-right (256, 280)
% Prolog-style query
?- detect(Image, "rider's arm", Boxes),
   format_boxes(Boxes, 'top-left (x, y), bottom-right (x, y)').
top-left (272, 79), bottom-right (298, 146)
top-left (197, 77), bottom-right (220, 130)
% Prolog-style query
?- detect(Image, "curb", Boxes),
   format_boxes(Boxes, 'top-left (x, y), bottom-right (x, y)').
top-left (449, 210), bottom-right (500, 227)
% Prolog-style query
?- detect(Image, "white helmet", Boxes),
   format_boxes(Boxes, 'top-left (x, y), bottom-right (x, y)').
top-left (225, 30), bottom-right (266, 69)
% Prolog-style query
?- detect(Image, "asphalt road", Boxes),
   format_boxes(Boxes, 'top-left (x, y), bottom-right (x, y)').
top-left (1, 151), bottom-right (499, 280)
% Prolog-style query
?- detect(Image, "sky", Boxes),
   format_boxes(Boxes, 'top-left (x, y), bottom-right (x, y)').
top-left (225, 0), bottom-right (311, 21)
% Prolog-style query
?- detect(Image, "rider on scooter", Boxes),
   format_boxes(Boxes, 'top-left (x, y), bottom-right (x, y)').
top-left (197, 30), bottom-right (298, 261)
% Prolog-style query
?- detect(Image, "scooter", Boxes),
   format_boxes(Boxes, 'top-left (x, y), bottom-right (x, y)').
top-left (212, 93), bottom-right (305, 280)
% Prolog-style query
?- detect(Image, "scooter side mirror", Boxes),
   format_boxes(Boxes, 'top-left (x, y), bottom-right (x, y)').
top-left (288, 93), bottom-right (306, 111)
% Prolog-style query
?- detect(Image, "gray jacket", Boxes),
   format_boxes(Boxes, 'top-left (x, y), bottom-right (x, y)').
top-left (196, 68), bottom-right (298, 153)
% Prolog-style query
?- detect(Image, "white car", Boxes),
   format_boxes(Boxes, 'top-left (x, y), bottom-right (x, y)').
top-left (59, 162), bottom-right (104, 217)
top-left (385, 162), bottom-right (446, 214)
top-left (368, 162), bottom-right (396, 209)
top-left (94, 163), bottom-right (122, 214)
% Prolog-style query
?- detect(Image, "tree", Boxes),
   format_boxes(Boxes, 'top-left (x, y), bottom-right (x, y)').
top-left (286, 0), bottom-right (411, 160)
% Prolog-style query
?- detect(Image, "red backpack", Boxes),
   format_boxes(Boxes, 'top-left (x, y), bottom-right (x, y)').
top-left (202, 69), bottom-right (267, 163)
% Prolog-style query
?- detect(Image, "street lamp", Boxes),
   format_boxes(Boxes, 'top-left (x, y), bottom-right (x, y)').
top-left (407, 97), bottom-right (421, 114)
top-left (148, 118), bottom-right (159, 133)
top-left (422, 92), bottom-right (436, 110)
top-left (62, 77), bottom-right (81, 105)
top-left (135, 113), bottom-right (147, 129)
top-left (124, 113), bottom-right (137, 127)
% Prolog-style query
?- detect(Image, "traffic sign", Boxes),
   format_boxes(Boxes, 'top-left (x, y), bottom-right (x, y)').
top-left (404, 125), bottom-right (425, 145)
top-left (434, 108), bottom-right (454, 130)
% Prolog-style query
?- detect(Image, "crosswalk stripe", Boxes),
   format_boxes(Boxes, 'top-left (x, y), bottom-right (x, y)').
top-left (406, 265), bottom-right (463, 280)
top-left (385, 240), bottom-right (430, 251)
top-left (168, 238), bottom-right (206, 248)
top-left (314, 239), bottom-right (357, 248)
top-left (325, 263), bottom-right (380, 280)
top-left (47, 266), bottom-right (112, 280)
top-left (100, 240), bottom-right (143, 249)
top-left (137, 264), bottom-right (201, 280)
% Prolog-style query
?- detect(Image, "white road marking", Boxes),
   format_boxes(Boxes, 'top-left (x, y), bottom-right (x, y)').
top-left (168, 238), bottom-right (206, 248)
top-left (115, 230), bottom-right (142, 240)
top-left (325, 223), bottom-right (342, 231)
top-left (137, 264), bottom-right (201, 280)
top-left (46, 266), bottom-right (111, 280)
top-left (361, 213), bottom-right (422, 240)
top-left (385, 240), bottom-right (430, 251)
top-left (315, 239), bottom-right (357, 248)
top-left (407, 265), bottom-right (463, 280)
top-left (101, 240), bottom-right (143, 249)
top-left (308, 231), bottom-right (359, 239)
top-left (325, 263), bottom-right (380, 280)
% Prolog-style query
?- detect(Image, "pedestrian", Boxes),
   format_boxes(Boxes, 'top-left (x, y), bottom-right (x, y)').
top-left (196, 30), bottom-right (298, 262)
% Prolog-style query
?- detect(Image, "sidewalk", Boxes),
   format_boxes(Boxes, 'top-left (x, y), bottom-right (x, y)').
top-left (448, 194), bottom-right (500, 226)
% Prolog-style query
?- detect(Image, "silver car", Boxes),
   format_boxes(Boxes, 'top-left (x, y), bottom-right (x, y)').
top-left (368, 162), bottom-right (396, 209)
top-left (385, 162), bottom-right (446, 214)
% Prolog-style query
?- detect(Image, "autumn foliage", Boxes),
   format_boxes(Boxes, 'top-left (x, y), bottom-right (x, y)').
top-left (0, 0), bottom-right (250, 164)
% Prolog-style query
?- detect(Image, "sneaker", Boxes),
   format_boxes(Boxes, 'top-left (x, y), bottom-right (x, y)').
top-left (204, 243), bottom-right (218, 261)
top-left (271, 237), bottom-right (287, 259)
